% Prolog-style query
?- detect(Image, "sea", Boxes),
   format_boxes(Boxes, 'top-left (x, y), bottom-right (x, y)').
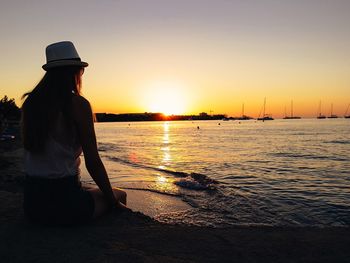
top-left (82, 119), bottom-right (350, 227)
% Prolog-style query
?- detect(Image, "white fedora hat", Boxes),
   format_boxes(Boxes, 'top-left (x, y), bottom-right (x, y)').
top-left (42, 41), bottom-right (88, 71)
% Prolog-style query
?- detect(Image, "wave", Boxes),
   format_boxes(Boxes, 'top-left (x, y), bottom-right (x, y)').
top-left (323, 140), bottom-right (350, 145)
top-left (120, 187), bottom-right (182, 197)
top-left (98, 142), bottom-right (122, 152)
top-left (174, 177), bottom-right (216, 190)
top-left (271, 152), bottom-right (348, 162)
top-left (107, 156), bottom-right (219, 191)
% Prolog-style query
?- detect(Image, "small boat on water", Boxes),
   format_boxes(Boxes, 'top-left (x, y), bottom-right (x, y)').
top-left (238, 115), bottom-right (253, 120)
top-left (257, 115), bottom-right (274, 121)
top-left (317, 101), bottom-right (326, 119)
top-left (237, 103), bottom-right (252, 120)
top-left (257, 98), bottom-right (274, 121)
top-left (327, 103), bottom-right (338, 118)
top-left (283, 100), bottom-right (301, 119)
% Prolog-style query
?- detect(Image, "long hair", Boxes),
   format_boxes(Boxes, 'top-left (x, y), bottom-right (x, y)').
top-left (21, 66), bottom-right (83, 152)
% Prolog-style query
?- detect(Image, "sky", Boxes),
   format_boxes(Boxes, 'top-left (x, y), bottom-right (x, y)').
top-left (1, 0), bottom-right (350, 118)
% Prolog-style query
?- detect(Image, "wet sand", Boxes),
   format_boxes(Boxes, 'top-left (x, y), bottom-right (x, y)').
top-left (125, 189), bottom-right (191, 218)
top-left (79, 158), bottom-right (193, 218)
top-left (1, 138), bottom-right (350, 263)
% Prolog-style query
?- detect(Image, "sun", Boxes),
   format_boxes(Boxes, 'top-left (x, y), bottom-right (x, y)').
top-left (146, 81), bottom-right (187, 115)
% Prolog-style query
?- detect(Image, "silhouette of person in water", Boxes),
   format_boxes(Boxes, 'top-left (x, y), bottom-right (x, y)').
top-left (21, 41), bottom-right (129, 225)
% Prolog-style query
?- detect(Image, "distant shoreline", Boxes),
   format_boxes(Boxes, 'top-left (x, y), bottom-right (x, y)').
top-left (95, 112), bottom-right (228, 122)
top-left (95, 113), bottom-right (350, 122)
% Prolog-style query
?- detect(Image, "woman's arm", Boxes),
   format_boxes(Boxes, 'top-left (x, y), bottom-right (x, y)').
top-left (72, 95), bottom-right (118, 207)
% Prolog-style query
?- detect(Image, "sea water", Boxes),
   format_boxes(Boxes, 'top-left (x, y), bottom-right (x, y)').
top-left (82, 119), bottom-right (350, 227)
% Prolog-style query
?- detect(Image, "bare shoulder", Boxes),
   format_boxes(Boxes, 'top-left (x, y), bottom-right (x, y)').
top-left (72, 95), bottom-right (93, 119)
top-left (72, 94), bottom-right (91, 109)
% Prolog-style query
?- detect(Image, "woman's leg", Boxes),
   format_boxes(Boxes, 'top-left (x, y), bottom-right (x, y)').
top-left (84, 186), bottom-right (128, 218)
top-left (86, 188), bottom-right (109, 218)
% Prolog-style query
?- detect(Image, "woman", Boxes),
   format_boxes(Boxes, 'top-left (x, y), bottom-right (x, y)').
top-left (22, 41), bottom-right (128, 225)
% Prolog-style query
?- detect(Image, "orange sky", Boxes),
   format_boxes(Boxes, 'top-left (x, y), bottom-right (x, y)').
top-left (1, 1), bottom-right (350, 118)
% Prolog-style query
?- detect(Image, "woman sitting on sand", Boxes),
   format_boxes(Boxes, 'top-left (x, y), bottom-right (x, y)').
top-left (21, 41), bottom-right (128, 225)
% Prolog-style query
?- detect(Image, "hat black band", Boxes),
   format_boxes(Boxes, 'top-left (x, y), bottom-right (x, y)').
top-left (47, 57), bottom-right (82, 63)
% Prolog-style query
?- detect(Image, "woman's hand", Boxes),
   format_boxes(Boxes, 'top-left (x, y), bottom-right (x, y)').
top-left (114, 201), bottom-right (132, 211)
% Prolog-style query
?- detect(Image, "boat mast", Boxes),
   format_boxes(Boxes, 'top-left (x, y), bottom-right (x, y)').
top-left (263, 97), bottom-right (266, 118)
top-left (345, 103), bottom-right (350, 116)
top-left (284, 105), bottom-right (287, 118)
top-left (330, 103), bottom-right (333, 116)
top-left (291, 100), bottom-right (294, 118)
top-left (318, 101), bottom-right (322, 117)
top-left (242, 103), bottom-right (245, 117)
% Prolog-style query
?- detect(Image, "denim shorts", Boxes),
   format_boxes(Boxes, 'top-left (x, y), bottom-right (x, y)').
top-left (23, 175), bottom-right (95, 226)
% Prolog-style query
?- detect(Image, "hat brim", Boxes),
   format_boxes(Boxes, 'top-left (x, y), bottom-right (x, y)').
top-left (42, 60), bottom-right (88, 71)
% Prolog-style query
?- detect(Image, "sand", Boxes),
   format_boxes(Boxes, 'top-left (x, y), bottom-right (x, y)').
top-left (1, 138), bottom-right (350, 263)
top-left (79, 157), bottom-right (192, 218)
top-left (124, 189), bottom-right (191, 218)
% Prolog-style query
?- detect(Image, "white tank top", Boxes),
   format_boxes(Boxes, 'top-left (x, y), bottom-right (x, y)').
top-left (24, 114), bottom-right (82, 178)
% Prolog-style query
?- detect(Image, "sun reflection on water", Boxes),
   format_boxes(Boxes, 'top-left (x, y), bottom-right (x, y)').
top-left (157, 175), bottom-right (167, 183)
top-left (161, 122), bottom-right (172, 168)
top-left (163, 121), bottom-right (169, 132)
top-left (163, 133), bottom-right (169, 144)
top-left (154, 174), bottom-right (176, 192)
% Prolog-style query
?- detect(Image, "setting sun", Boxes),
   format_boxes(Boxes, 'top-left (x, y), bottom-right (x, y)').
top-left (145, 81), bottom-right (187, 115)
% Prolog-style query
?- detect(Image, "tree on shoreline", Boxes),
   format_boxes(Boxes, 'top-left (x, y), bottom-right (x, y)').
top-left (0, 95), bottom-right (21, 134)
top-left (0, 96), bottom-right (21, 120)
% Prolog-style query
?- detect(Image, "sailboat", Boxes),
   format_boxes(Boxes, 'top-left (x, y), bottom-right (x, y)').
top-left (327, 103), bottom-right (338, 118)
top-left (344, 104), bottom-right (350, 118)
top-left (283, 100), bottom-right (301, 119)
top-left (257, 98), bottom-right (274, 121)
top-left (238, 103), bottom-right (252, 120)
top-left (317, 101), bottom-right (326, 119)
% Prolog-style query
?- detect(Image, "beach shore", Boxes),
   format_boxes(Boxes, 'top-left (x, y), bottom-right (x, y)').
top-left (1, 139), bottom-right (349, 263)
